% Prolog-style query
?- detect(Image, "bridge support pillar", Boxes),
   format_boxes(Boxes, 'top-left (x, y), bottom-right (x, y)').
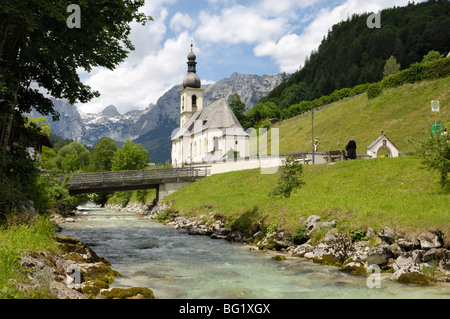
top-left (157, 181), bottom-right (192, 202)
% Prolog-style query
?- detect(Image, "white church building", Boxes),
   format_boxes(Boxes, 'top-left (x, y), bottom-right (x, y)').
top-left (171, 44), bottom-right (250, 168)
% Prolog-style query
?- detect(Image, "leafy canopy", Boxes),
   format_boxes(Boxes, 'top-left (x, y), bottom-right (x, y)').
top-left (112, 139), bottom-right (150, 171)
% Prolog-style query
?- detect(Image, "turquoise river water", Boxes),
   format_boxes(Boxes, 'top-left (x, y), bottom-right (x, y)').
top-left (59, 204), bottom-right (449, 299)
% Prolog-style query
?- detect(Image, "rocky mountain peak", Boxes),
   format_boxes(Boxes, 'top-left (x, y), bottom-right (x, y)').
top-left (100, 105), bottom-right (121, 118)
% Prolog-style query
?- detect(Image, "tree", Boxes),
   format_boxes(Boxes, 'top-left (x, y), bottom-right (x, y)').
top-left (46, 141), bottom-right (90, 173)
top-left (247, 102), bottom-right (280, 128)
top-left (383, 56), bottom-right (401, 77)
top-left (1, 1), bottom-right (151, 139)
top-left (417, 132), bottom-right (449, 188)
top-left (228, 93), bottom-right (249, 129)
top-left (421, 50), bottom-right (444, 64)
top-left (0, 1), bottom-right (151, 215)
top-left (269, 155), bottom-right (304, 198)
top-left (91, 138), bottom-right (118, 172)
top-left (112, 139), bottom-right (150, 171)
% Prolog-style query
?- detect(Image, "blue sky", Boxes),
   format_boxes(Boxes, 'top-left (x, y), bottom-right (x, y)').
top-left (77, 0), bottom-right (421, 114)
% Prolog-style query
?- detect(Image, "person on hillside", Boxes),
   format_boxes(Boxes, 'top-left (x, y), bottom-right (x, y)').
top-left (345, 139), bottom-right (357, 160)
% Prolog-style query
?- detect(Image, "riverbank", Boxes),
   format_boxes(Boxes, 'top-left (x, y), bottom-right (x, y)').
top-left (112, 200), bottom-right (450, 288)
top-left (0, 212), bottom-right (155, 299)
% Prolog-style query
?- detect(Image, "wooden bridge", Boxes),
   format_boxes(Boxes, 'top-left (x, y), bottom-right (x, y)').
top-left (57, 166), bottom-right (210, 200)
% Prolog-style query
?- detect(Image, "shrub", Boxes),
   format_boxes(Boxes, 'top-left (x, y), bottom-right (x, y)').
top-left (293, 226), bottom-right (308, 245)
top-left (367, 83), bottom-right (383, 99)
top-left (350, 229), bottom-right (368, 242)
top-left (269, 155), bottom-right (304, 198)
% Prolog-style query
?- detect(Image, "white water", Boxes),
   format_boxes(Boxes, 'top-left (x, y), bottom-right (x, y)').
top-left (59, 205), bottom-right (449, 299)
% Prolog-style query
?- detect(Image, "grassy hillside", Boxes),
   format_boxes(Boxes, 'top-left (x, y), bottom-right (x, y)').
top-left (165, 156), bottom-right (449, 239)
top-left (274, 76), bottom-right (450, 155)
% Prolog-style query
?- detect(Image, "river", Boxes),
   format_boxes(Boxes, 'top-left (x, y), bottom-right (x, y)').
top-left (58, 204), bottom-right (449, 299)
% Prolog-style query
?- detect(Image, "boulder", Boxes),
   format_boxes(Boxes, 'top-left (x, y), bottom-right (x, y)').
top-left (378, 227), bottom-right (396, 244)
top-left (367, 244), bottom-right (392, 265)
top-left (306, 233), bottom-right (351, 266)
top-left (346, 241), bottom-right (369, 262)
top-left (340, 258), bottom-right (367, 276)
top-left (319, 220), bottom-right (337, 230)
top-left (292, 244), bottom-right (314, 257)
top-left (398, 238), bottom-right (417, 250)
top-left (393, 269), bottom-right (430, 285)
top-left (305, 215), bottom-right (321, 236)
top-left (305, 215), bottom-right (321, 227)
top-left (417, 230), bottom-right (443, 249)
top-left (423, 248), bottom-right (447, 262)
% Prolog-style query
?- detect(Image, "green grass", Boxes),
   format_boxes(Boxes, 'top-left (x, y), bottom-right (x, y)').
top-left (0, 216), bottom-right (60, 298)
top-left (164, 156), bottom-right (449, 240)
top-left (274, 77), bottom-right (450, 154)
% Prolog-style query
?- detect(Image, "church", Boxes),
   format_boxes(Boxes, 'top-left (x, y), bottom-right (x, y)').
top-left (171, 44), bottom-right (249, 167)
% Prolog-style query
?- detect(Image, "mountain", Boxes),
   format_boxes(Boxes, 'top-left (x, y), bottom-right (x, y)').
top-left (30, 72), bottom-right (284, 164)
top-left (100, 105), bottom-right (121, 118)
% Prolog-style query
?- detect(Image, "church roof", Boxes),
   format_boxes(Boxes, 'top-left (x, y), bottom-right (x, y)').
top-left (172, 98), bottom-right (248, 140)
top-left (367, 134), bottom-right (399, 150)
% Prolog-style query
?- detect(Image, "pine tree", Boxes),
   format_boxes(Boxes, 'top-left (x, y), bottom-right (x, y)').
top-left (383, 56), bottom-right (401, 78)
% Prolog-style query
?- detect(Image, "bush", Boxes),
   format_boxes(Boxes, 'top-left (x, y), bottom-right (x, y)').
top-left (350, 229), bottom-right (368, 242)
top-left (367, 83), bottom-right (383, 99)
top-left (269, 155), bottom-right (304, 198)
top-left (381, 57), bottom-right (450, 89)
top-left (293, 226), bottom-right (308, 245)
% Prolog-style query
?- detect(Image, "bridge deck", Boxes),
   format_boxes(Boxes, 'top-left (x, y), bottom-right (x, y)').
top-left (57, 166), bottom-right (210, 194)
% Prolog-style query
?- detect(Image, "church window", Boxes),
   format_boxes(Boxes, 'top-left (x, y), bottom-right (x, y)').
top-left (192, 95), bottom-right (197, 109)
top-left (214, 137), bottom-right (219, 152)
top-left (181, 96), bottom-right (185, 111)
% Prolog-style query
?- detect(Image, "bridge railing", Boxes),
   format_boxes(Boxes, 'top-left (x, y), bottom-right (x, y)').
top-left (55, 166), bottom-right (211, 189)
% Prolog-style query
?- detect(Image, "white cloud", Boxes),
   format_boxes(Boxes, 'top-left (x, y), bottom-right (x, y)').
top-left (170, 12), bottom-right (195, 33)
top-left (77, 0), bottom-right (423, 114)
top-left (195, 5), bottom-right (287, 45)
top-left (79, 31), bottom-right (191, 114)
top-left (254, 0), bottom-right (417, 73)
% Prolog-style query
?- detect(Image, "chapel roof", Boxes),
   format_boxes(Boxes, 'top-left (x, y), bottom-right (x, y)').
top-left (171, 98), bottom-right (248, 140)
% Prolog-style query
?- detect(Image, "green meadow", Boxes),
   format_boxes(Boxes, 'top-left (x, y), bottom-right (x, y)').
top-left (165, 77), bottom-right (450, 240)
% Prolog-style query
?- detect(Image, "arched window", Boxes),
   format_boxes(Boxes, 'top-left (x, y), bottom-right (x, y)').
top-left (181, 96), bottom-right (185, 112)
top-left (192, 95), bottom-right (197, 109)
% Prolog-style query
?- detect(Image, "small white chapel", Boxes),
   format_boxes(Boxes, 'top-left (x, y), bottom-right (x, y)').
top-left (171, 43), bottom-right (249, 167)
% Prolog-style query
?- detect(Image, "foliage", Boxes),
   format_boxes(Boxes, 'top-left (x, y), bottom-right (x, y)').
top-left (91, 138), bottom-right (118, 172)
top-left (45, 141), bottom-right (90, 173)
top-left (350, 229), bottom-right (368, 242)
top-left (0, 0), bottom-right (151, 120)
top-left (112, 139), bottom-right (150, 171)
top-left (228, 93), bottom-right (250, 129)
top-left (246, 102), bottom-right (280, 128)
top-left (367, 83), bottom-right (383, 100)
top-left (0, 145), bottom-right (41, 215)
top-left (0, 216), bottom-right (59, 299)
top-left (383, 56), bottom-right (401, 78)
top-left (293, 226), bottom-right (308, 245)
top-left (421, 50), bottom-right (444, 64)
top-left (263, 1), bottom-right (450, 111)
top-left (416, 132), bottom-right (450, 188)
top-left (269, 155), bottom-right (304, 198)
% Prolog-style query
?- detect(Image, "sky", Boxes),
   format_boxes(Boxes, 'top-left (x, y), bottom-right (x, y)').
top-left (76, 0), bottom-right (422, 115)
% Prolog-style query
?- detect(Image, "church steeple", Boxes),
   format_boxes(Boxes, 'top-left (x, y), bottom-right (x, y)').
top-left (180, 40), bottom-right (204, 128)
top-left (183, 39), bottom-right (201, 89)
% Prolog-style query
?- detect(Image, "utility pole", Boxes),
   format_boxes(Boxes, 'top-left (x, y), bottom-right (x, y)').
top-left (311, 108), bottom-right (315, 165)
